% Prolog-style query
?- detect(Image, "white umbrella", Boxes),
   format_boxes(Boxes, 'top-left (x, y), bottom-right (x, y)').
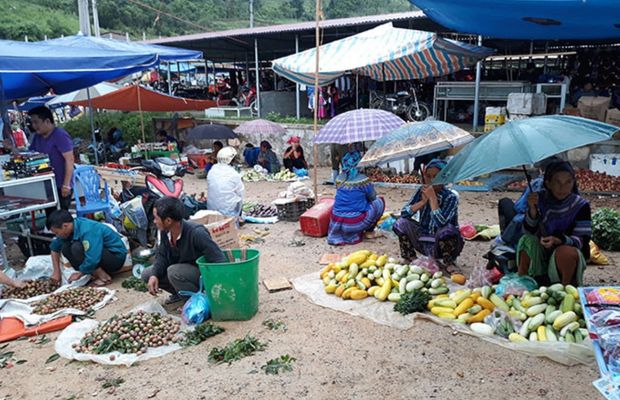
top-left (47, 82), bottom-right (121, 105)
top-left (48, 82), bottom-right (121, 164)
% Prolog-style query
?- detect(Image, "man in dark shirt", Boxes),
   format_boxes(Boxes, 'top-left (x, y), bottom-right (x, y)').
top-left (141, 197), bottom-right (226, 303)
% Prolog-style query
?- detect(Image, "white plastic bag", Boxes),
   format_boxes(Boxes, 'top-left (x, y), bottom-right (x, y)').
top-left (55, 300), bottom-right (185, 366)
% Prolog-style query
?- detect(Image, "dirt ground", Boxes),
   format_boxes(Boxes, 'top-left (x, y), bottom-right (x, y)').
top-left (1, 168), bottom-right (618, 400)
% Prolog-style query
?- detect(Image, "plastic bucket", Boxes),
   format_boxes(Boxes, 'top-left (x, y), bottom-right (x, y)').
top-left (197, 248), bottom-right (259, 321)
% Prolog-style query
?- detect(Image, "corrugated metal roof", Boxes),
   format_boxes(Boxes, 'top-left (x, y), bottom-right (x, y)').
top-left (145, 11), bottom-right (426, 45)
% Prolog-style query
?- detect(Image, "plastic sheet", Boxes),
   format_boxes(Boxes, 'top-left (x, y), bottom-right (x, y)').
top-left (293, 270), bottom-right (594, 366)
top-left (55, 301), bottom-right (185, 366)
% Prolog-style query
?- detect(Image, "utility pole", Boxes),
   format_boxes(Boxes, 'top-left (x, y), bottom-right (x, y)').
top-left (249, 0), bottom-right (254, 28)
top-left (91, 0), bottom-right (101, 37)
top-left (77, 0), bottom-right (91, 36)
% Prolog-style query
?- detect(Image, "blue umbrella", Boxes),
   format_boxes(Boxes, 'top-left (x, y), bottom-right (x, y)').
top-left (433, 115), bottom-right (619, 185)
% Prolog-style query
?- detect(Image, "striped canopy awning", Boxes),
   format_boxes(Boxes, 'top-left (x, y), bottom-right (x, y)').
top-left (272, 23), bottom-right (494, 86)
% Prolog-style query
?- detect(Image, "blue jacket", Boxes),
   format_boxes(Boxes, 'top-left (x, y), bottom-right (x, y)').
top-left (50, 218), bottom-right (127, 274)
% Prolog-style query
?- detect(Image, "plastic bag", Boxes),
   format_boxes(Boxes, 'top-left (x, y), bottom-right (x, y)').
top-left (292, 167), bottom-right (308, 177)
top-left (484, 309), bottom-right (520, 339)
top-left (590, 241), bottom-right (609, 265)
top-left (411, 256), bottom-right (440, 275)
top-left (179, 282), bottom-right (210, 325)
top-left (494, 273), bottom-right (538, 296)
top-left (467, 264), bottom-right (493, 289)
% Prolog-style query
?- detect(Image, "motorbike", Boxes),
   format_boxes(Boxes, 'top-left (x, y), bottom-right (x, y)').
top-left (118, 157), bottom-right (190, 247)
top-left (369, 86), bottom-right (431, 122)
top-left (230, 85), bottom-right (258, 116)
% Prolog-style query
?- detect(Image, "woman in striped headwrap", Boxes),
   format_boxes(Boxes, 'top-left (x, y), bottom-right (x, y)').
top-left (393, 159), bottom-right (464, 270)
top-left (518, 161), bottom-right (591, 286)
top-left (327, 149), bottom-right (385, 246)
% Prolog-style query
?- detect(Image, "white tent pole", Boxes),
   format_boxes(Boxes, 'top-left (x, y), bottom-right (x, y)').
top-left (473, 35), bottom-right (482, 132)
top-left (312, 0), bottom-right (321, 201)
top-left (87, 88), bottom-right (99, 165)
top-left (254, 38), bottom-right (261, 118)
top-left (295, 34), bottom-right (301, 120)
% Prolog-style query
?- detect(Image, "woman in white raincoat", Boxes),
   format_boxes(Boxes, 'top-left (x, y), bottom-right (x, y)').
top-left (207, 146), bottom-right (245, 218)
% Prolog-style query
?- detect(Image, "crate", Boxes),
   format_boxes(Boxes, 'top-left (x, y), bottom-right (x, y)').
top-left (300, 198), bottom-right (334, 237)
top-left (275, 198), bottom-right (315, 222)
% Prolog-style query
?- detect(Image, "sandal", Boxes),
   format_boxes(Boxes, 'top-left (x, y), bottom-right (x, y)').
top-left (89, 278), bottom-right (108, 287)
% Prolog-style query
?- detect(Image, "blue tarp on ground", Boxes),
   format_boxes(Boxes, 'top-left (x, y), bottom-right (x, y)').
top-left (0, 39), bottom-right (159, 100)
top-left (46, 35), bottom-right (202, 62)
top-left (409, 0), bottom-right (620, 40)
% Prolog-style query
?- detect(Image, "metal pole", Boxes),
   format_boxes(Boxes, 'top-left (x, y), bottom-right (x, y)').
top-left (249, 0), bottom-right (254, 28)
top-left (77, 0), bottom-right (91, 36)
top-left (473, 35), bottom-right (482, 132)
top-left (295, 34), bottom-right (301, 120)
top-left (356, 74), bottom-right (359, 108)
top-left (87, 88), bottom-right (99, 165)
top-left (312, 0), bottom-right (321, 201)
top-left (254, 38), bottom-right (261, 118)
top-left (91, 0), bottom-right (101, 37)
top-left (167, 62), bottom-right (172, 96)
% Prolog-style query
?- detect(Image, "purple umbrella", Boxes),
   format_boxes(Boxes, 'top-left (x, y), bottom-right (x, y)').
top-left (234, 119), bottom-right (287, 136)
top-left (314, 109), bottom-right (405, 144)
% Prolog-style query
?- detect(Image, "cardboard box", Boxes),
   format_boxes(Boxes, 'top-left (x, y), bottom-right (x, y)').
top-left (578, 96), bottom-right (610, 121)
top-left (205, 217), bottom-right (239, 250)
top-left (190, 210), bottom-right (227, 226)
top-left (507, 93), bottom-right (547, 115)
top-left (605, 108), bottom-right (620, 127)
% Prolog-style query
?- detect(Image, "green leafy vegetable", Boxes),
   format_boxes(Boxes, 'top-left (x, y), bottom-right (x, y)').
top-left (208, 335), bottom-right (266, 364)
top-left (262, 319), bottom-right (287, 331)
top-left (45, 353), bottom-right (60, 364)
top-left (261, 355), bottom-right (296, 375)
top-left (393, 290), bottom-right (431, 315)
top-left (592, 208), bottom-right (620, 251)
top-left (121, 277), bottom-right (148, 292)
top-left (102, 378), bottom-right (124, 389)
top-left (179, 322), bottom-right (225, 347)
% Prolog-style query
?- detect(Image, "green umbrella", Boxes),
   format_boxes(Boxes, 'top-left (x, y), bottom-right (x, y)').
top-left (433, 115), bottom-right (619, 185)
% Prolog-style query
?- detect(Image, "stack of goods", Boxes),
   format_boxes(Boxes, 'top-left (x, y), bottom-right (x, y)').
top-left (73, 310), bottom-right (181, 355)
top-left (2, 152), bottom-right (52, 180)
top-left (241, 169), bottom-right (266, 182)
top-left (0, 279), bottom-right (59, 299)
top-left (367, 169), bottom-right (421, 184)
top-left (432, 283), bottom-right (587, 344)
top-left (243, 203), bottom-right (278, 218)
top-left (319, 250), bottom-right (450, 302)
top-left (32, 287), bottom-right (106, 314)
top-left (507, 169), bottom-right (620, 193)
top-left (269, 170), bottom-right (298, 182)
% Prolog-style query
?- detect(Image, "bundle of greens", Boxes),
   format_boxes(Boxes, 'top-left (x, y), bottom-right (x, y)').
top-left (393, 290), bottom-right (431, 315)
top-left (208, 335), bottom-right (266, 364)
top-left (592, 208), bottom-right (620, 251)
top-left (179, 322), bottom-right (225, 347)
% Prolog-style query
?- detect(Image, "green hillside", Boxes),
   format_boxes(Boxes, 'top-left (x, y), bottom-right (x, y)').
top-left (0, 0), bottom-right (415, 41)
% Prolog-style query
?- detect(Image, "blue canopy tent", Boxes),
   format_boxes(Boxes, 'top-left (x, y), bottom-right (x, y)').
top-left (45, 34), bottom-right (202, 62)
top-left (158, 62), bottom-right (197, 73)
top-left (16, 96), bottom-right (59, 111)
top-left (408, 0), bottom-right (620, 40)
top-left (0, 39), bottom-right (158, 100)
top-left (0, 39), bottom-right (159, 165)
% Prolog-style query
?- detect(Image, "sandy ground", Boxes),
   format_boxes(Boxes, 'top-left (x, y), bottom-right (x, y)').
top-left (1, 168), bottom-right (619, 400)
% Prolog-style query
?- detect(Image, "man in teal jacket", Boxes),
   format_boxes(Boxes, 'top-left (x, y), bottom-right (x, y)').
top-left (48, 210), bottom-right (128, 286)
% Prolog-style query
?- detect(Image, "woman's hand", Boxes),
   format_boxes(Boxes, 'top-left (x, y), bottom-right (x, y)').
top-left (540, 236), bottom-right (561, 249)
top-left (422, 185), bottom-right (439, 209)
top-left (527, 192), bottom-right (538, 218)
top-left (11, 279), bottom-right (25, 289)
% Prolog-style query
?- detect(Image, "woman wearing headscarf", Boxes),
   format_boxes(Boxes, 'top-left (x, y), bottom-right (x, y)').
top-left (517, 161), bottom-right (591, 286)
top-left (327, 149), bottom-right (385, 246)
top-left (257, 140), bottom-right (281, 173)
top-left (207, 147), bottom-right (244, 218)
top-left (393, 159), bottom-right (463, 269)
top-left (282, 136), bottom-right (308, 171)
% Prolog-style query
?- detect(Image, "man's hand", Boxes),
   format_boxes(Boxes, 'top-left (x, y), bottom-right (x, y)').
top-left (10, 279), bottom-right (25, 289)
top-left (68, 271), bottom-right (83, 283)
top-left (147, 276), bottom-right (159, 296)
top-left (50, 270), bottom-right (61, 284)
top-left (540, 236), bottom-right (561, 249)
top-left (61, 186), bottom-right (71, 198)
top-left (527, 192), bottom-right (539, 219)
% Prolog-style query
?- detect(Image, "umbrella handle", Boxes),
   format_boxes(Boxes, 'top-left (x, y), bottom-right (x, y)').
top-left (521, 165), bottom-right (547, 236)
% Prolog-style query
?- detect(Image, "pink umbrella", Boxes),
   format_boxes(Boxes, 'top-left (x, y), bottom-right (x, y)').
top-left (234, 119), bottom-right (287, 136)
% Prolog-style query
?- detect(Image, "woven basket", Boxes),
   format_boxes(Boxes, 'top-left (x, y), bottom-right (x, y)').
top-left (275, 198), bottom-right (315, 222)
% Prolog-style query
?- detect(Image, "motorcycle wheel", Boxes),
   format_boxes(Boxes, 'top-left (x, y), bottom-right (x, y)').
top-left (406, 102), bottom-right (431, 122)
top-left (250, 100), bottom-right (258, 117)
top-left (369, 97), bottom-right (384, 110)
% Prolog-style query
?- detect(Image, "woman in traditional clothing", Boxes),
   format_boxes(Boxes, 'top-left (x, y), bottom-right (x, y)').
top-left (392, 159), bottom-right (463, 269)
top-left (327, 150), bottom-right (385, 246)
top-left (517, 161), bottom-right (591, 286)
